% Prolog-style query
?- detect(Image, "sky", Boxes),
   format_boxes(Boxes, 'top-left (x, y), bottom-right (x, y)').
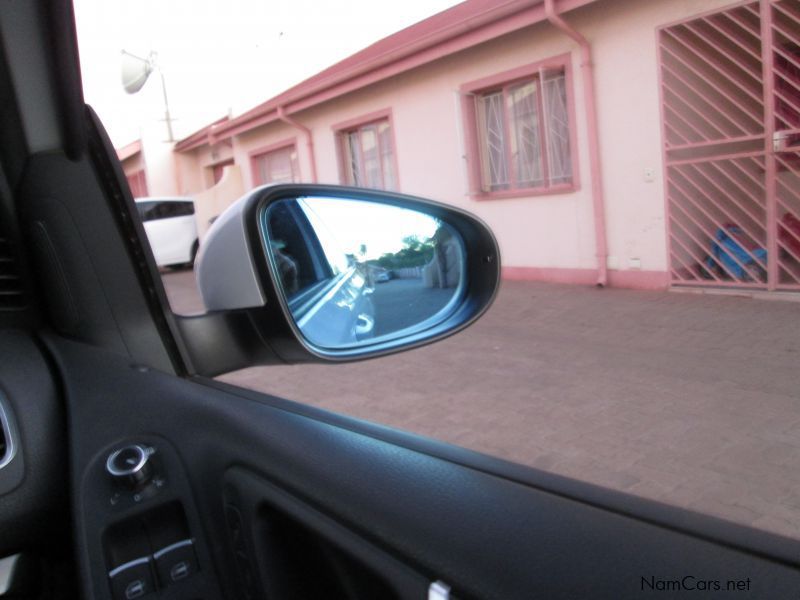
top-left (73, 0), bottom-right (462, 148)
top-left (299, 197), bottom-right (440, 260)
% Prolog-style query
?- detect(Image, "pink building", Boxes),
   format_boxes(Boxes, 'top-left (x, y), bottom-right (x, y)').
top-left (117, 140), bottom-right (148, 197)
top-left (165, 0), bottom-right (799, 293)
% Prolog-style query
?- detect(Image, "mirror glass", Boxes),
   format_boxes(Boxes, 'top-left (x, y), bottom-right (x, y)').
top-left (262, 196), bottom-right (465, 350)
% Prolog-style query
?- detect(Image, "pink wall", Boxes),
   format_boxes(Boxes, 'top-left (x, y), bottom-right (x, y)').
top-left (120, 152), bottom-right (145, 178)
top-left (180, 0), bottom-right (743, 289)
top-left (136, 122), bottom-right (179, 197)
top-left (575, 0), bottom-right (735, 276)
top-left (176, 142), bottom-right (235, 195)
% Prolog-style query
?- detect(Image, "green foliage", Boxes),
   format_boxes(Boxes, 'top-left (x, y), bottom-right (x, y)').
top-left (370, 234), bottom-right (435, 269)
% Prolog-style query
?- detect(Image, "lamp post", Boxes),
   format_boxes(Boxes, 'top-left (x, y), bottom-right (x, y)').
top-left (121, 50), bottom-right (175, 142)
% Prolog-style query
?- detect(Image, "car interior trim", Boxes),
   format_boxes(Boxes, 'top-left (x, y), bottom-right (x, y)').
top-left (0, 1), bottom-right (61, 153)
top-left (151, 539), bottom-right (194, 560)
top-left (429, 580), bottom-right (451, 600)
top-left (84, 109), bottom-right (189, 374)
top-left (0, 553), bottom-right (20, 595)
top-left (107, 557), bottom-right (151, 579)
top-left (105, 445), bottom-right (150, 478)
top-left (42, 0), bottom-right (86, 161)
top-left (0, 397), bottom-right (15, 470)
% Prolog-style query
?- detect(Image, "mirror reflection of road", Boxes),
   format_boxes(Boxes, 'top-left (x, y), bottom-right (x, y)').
top-left (371, 278), bottom-right (455, 337)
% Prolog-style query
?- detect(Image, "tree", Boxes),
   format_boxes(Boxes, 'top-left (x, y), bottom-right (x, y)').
top-left (371, 235), bottom-right (435, 269)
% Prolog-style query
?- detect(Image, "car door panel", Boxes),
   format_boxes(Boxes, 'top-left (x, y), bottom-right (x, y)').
top-left (47, 334), bottom-right (800, 600)
top-left (18, 150), bottom-right (176, 373)
top-left (222, 468), bottom-right (431, 600)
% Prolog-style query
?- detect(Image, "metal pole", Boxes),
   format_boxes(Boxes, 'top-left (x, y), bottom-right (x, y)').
top-left (159, 70), bottom-right (175, 143)
top-left (760, 0), bottom-right (777, 290)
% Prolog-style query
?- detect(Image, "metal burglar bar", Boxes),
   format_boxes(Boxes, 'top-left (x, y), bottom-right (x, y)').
top-left (771, 0), bottom-right (800, 288)
top-left (660, 1), bottom-right (766, 288)
top-left (659, 0), bottom-right (800, 290)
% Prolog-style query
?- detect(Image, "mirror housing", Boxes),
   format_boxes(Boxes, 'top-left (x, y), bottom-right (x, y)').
top-left (182, 184), bottom-right (500, 375)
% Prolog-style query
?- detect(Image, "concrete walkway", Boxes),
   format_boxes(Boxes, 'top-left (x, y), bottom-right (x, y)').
top-left (163, 270), bottom-right (800, 540)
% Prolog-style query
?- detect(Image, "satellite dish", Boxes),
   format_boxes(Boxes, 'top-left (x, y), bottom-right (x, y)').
top-left (119, 50), bottom-right (175, 142)
top-left (121, 51), bottom-right (153, 94)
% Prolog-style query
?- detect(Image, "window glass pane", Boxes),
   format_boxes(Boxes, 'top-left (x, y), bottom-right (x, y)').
top-left (257, 157), bottom-right (269, 185)
top-left (149, 203), bottom-right (166, 219)
top-left (360, 125), bottom-right (382, 188)
top-left (341, 120), bottom-right (394, 190)
top-left (255, 146), bottom-right (297, 185)
top-left (78, 0), bottom-right (800, 544)
top-left (136, 201), bottom-right (156, 221)
top-left (378, 121), bottom-right (396, 191)
top-left (508, 80), bottom-right (544, 188)
top-left (270, 147), bottom-right (294, 183)
top-left (150, 203), bottom-right (166, 220)
top-left (177, 202), bottom-right (195, 216)
top-left (346, 132), bottom-right (362, 186)
top-left (478, 92), bottom-right (509, 191)
top-left (542, 71), bottom-right (572, 185)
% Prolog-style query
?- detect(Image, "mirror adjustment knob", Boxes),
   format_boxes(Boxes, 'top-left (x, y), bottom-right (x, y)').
top-left (106, 444), bottom-right (153, 489)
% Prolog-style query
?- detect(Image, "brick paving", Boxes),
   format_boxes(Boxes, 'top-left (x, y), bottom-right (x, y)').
top-left (163, 269), bottom-right (800, 539)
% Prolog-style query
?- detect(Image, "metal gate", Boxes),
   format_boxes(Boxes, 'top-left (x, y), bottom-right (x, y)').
top-left (659, 0), bottom-right (800, 290)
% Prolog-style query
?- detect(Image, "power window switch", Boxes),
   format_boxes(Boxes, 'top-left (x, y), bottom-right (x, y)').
top-left (108, 558), bottom-right (155, 600)
top-left (154, 539), bottom-right (198, 587)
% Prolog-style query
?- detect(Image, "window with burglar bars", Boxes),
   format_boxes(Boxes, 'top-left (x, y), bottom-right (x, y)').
top-left (463, 58), bottom-right (576, 197)
top-left (340, 119), bottom-right (397, 191)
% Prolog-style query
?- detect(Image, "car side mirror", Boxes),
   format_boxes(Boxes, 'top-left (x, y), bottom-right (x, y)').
top-left (180, 185), bottom-right (499, 374)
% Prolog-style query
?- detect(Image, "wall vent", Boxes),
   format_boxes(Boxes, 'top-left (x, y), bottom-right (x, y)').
top-left (0, 237), bottom-right (26, 311)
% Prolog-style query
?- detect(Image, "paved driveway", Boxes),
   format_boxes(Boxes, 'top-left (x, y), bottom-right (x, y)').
top-left (371, 278), bottom-right (455, 336)
top-left (163, 269), bottom-right (800, 539)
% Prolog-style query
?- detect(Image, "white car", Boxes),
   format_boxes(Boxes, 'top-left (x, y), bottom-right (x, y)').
top-left (135, 197), bottom-right (199, 267)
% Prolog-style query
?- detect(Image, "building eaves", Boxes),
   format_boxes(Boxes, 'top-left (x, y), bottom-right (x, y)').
top-left (116, 139), bottom-right (142, 161)
top-left (206, 0), bottom-right (596, 142)
top-left (174, 116), bottom-right (231, 153)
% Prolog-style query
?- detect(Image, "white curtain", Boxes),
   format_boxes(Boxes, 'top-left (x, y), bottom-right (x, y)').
top-left (378, 121), bottom-right (396, 191)
top-left (346, 132), bottom-right (362, 186)
top-left (509, 80), bottom-right (544, 187)
top-left (479, 92), bottom-right (509, 190)
top-left (542, 72), bottom-right (572, 185)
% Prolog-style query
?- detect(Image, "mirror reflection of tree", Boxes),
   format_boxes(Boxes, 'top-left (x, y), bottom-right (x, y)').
top-left (365, 223), bottom-right (459, 289)
top-left (426, 225), bottom-right (461, 289)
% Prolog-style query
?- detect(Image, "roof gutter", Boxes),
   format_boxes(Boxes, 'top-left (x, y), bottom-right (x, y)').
top-left (545, 0), bottom-right (608, 287)
top-left (277, 106), bottom-right (318, 183)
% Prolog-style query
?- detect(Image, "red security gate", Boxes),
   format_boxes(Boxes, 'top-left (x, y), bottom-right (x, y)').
top-left (659, 0), bottom-right (800, 290)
